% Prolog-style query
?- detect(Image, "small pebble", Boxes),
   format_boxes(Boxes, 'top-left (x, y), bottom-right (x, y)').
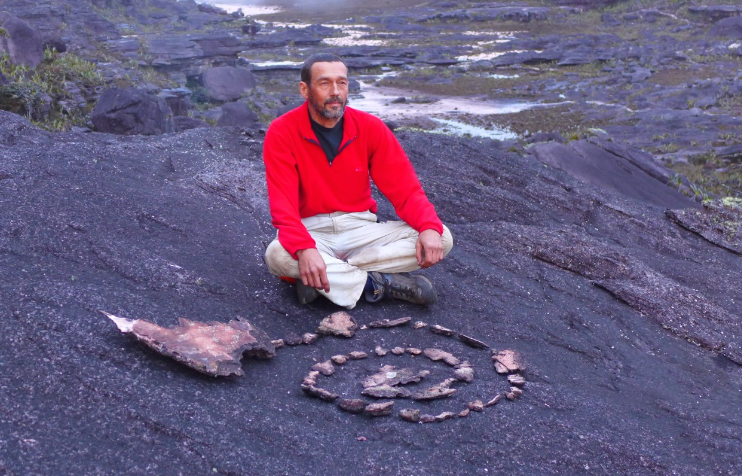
top-left (391, 347), bottom-right (405, 355)
top-left (506, 387), bottom-right (524, 401)
top-left (507, 374), bottom-right (526, 387)
top-left (365, 401), bottom-right (394, 417)
top-left (302, 333), bottom-right (318, 345)
top-left (412, 321), bottom-right (428, 329)
top-left (271, 339), bottom-right (284, 349)
top-left (338, 399), bottom-right (367, 414)
top-left (312, 360), bottom-right (335, 376)
top-left (430, 324), bottom-right (456, 337)
top-left (284, 332), bottom-right (303, 346)
top-left (300, 385), bottom-right (339, 402)
top-left (349, 351), bottom-right (368, 360)
top-left (331, 355), bottom-right (348, 365)
top-left (357, 436), bottom-right (367, 442)
top-left (454, 367), bottom-right (475, 383)
top-left (468, 400), bottom-right (484, 412)
top-left (435, 412), bottom-right (456, 422)
top-left (399, 408), bottom-right (421, 422)
top-left (485, 394), bottom-right (502, 407)
top-left (368, 317), bottom-right (412, 328)
top-left (419, 414), bottom-right (436, 423)
top-left (458, 409), bottom-right (470, 418)
top-left (374, 346), bottom-right (388, 356)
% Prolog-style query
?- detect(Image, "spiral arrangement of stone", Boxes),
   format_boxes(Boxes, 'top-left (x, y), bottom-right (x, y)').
top-left (286, 312), bottom-right (527, 424)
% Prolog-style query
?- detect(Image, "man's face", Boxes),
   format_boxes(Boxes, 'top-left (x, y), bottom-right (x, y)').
top-left (301, 61), bottom-right (349, 122)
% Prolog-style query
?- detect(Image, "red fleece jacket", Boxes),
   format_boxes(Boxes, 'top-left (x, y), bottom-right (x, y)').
top-left (263, 102), bottom-right (444, 259)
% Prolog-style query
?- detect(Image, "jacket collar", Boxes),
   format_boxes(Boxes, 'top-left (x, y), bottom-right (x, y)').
top-left (298, 101), bottom-right (358, 145)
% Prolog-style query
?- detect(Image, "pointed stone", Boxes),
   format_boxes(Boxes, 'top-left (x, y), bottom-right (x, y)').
top-left (312, 360), bottom-right (335, 376)
top-left (331, 355), bottom-right (348, 365)
top-left (430, 324), bottom-right (456, 337)
top-left (302, 370), bottom-right (320, 386)
top-left (458, 334), bottom-right (489, 349)
top-left (317, 311), bottom-right (358, 338)
top-left (368, 317), bottom-right (412, 328)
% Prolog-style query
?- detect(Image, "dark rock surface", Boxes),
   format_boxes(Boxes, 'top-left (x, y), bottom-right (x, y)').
top-left (0, 12), bottom-right (43, 67)
top-left (92, 88), bottom-right (175, 136)
top-left (202, 66), bottom-right (257, 102)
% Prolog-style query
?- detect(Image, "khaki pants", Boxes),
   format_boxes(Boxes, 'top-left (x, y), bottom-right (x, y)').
top-left (265, 211), bottom-right (453, 308)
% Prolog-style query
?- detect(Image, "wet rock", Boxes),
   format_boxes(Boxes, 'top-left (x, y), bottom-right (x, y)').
top-left (302, 333), bottom-right (318, 345)
top-left (419, 414), bottom-right (436, 423)
top-left (362, 385), bottom-right (411, 399)
top-left (331, 355), bottom-right (348, 365)
top-left (374, 346), bottom-right (388, 356)
top-left (485, 395), bottom-right (502, 407)
top-left (435, 412), bottom-right (456, 422)
top-left (458, 409), bottom-right (470, 418)
top-left (317, 311), bottom-right (358, 338)
top-left (430, 325), bottom-right (456, 336)
top-left (348, 351), bottom-right (367, 360)
top-left (362, 366), bottom-right (430, 388)
top-left (92, 88), bottom-right (175, 136)
top-left (406, 348), bottom-right (422, 355)
top-left (301, 385), bottom-right (339, 402)
top-left (508, 374), bottom-right (526, 387)
top-left (284, 332), bottom-right (303, 346)
top-left (312, 360), bottom-right (335, 376)
top-left (492, 350), bottom-right (524, 373)
top-left (423, 348), bottom-right (461, 366)
top-left (103, 312), bottom-right (274, 377)
top-left (364, 401), bottom-right (394, 417)
top-left (399, 408), bottom-right (420, 422)
top-left (454, 367), bottom-right (475, 383)
top-left (468, 400), bottom-right (484, 412)
top-left (413, 379), bottom-right (457, 401)
top-left (458, 334), bottom-right (489, 349)
top-left (338, 398), bottom-right (367, 414)
top-left (368, 316), bottom-right (412, 328)
top-left (391, 347), bottom-right (405, 355)
top-left (506, 387), bottom-right (524, 401)
top-left (413, 321), bottom-right (428, 329)
top-left (271, 339), bottom-right (284, 349)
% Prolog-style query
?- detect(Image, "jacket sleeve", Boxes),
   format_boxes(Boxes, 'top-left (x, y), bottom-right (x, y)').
top-left (368, 119), bottom-right (444, 235)
top-left (263, 122), bottom-right (316, 259)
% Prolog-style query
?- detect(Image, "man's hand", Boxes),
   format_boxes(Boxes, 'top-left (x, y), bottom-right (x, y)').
top-left (296, 248), bottom-right (330, 293)
top-left (416, 229), bottom-right (444, 269)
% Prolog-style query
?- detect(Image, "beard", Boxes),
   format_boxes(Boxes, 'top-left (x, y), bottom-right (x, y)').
top-left (308, 90), bottom-right (348, 120)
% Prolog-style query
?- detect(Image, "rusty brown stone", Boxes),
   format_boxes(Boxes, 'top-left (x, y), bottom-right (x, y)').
top-left (485, 394), bottom-right (502, 407)
top-left (331, 355), bottom-right (348, 365)
top-left (399, 408), bottom-right (421, 422)
top-left (458, 409), bottom-right (470, 418)
top-left (468, 400), bottom-right (484, 412)
top-left (406, 347), bottom-right (422, 355)
top-left (301, 385), bottom-right (339, 402)
top-left (492, 349), bottom-right (524, 373)
top-left (362, 385), bottom-right (412, 399)
top-left (430, 324), bottom-right (456, 337)
top-left (312, 360), bottom-right (335, 376)
top-left (391, 347), bottom-right (405, 355)
top-left (365, 401), bottom-right (394, 417)
top-left (435, 412), bottom-right (456, 422)
top-left (423, 348), bottom-right (460, 366)
top-left (302, 332), bottom-right (318, 345)
top-left (104, 313), bottom-right (275, 377)
top-left (348, 351), bottom-right (368, 360)
top-left (454, 367), bottom-right (475, 383)
top-left (338, 398), bottom-right (367, 414)
top-left (458, 333), bottom-right (489, 349)
top-left (316, 311), bottom-right (358, 338)
top-left (374, 346), bottom-right (388, 356)
top-left (508, 374), bottom-right (526, 386)
top-left (368, 316), bottom-right (412, 328)
top-left (412, 379), bottom-right (457, 401)
top-left (412, 321), bottom-right (428, 329)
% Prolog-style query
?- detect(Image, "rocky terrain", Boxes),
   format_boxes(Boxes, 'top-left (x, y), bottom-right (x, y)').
top-left (1, 1), bottom-right (742, 475)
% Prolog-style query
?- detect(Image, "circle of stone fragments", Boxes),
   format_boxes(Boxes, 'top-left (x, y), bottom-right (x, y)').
top-left (273, 312), bottom-right (526, 424)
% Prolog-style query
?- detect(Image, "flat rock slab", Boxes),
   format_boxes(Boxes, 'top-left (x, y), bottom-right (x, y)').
top-left (362, 385), bottom-right (411, 399)
top-left (413, 379), bottom-right (457, 401)
top-left (368, 317), bottom-right (412, 328)
top-left (103, 312), bottom-right (275, 377)
top-left (317, 311), bottom-right (358, 338)
top-left (492, 350), bottom-right (524, 373)
top-left (362, 366), bottom-right (430, 388)
top-left (423, 348), bottom-right (461, 366)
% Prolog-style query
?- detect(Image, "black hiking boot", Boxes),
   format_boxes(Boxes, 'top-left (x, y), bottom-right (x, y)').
top-left (296, 280), bottom-right (320, 305)
top-left (365, 272), bottom-right (437, 306)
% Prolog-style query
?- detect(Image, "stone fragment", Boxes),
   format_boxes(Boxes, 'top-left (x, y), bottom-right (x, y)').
top-left (485, 394), bottom-right (502, 407)
top-left (362, 385), bottom-right (411, 399)
top-left (271, 339), bottom-right (284, 349)
top-left (454, 367), bottom-right (475, 383)
top-left (362, 366), bottom-right (430, 388)
top-left (368, 317), bottom-right (412, 328)
top-left (459, 409), bottom-right (470, 418)
top-left (413, 321), bottom-right (428, 329)
top-left (92, 88), bottom-right (175, 136)
top-left (338, 398), bottom-right (367, 414)
top-left (492, 350), bottom-right (524, 373)
top-left (406, 347), bottom-right (422, 355)
top-left (317, 311), bottom-right (358, 338)
top-left (508, 374), bottom-right (526, 387)
top-left (430, 324), bottom-right (456, 337)
top-left (399, 408), bottom-right (421, 422)
top-left (301, 385), bottom-right (339, 402)
top-left (413, 379), bottom-right (457, 401)
top-left (302, 332), bottom-right (318, 345)
top-left (331, 355), bottom-right (348, 365)
top-left (364, 401), bottom-right (394, 417)
top-left (284, 332), bottom-right (303, 346)
top-left (374, 346), bottom-right (388, 356)
top-left (356, 436), bottom-right (367, 441)
top-left (391, 347), bottom-right (405, 355)
top-left (494, 362), bottom-right (509, 374)
top-left (312, 360), bottom-right (335, 376)
top-left (349, 351), bottom-right (368, 360)
top-left (458, 334), bottom-right (489, 349)
top-left (423, 348), bottom-right (460, 366)
top-left (435, 412), bottom-right (456, 422)
top-left (103, 312), bottom-right (275, 377)
top-left (420, 414), bottom-right (436, 423)
top-left (506, 387), bottom-right (524, 401)
top-left (468, 400), bottom-right (484, 412)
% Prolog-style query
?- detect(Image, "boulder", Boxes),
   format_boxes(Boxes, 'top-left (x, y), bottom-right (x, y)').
top-left (202, 67), bottom-right (257, 102)
top-left (217, 102), bottom-right (258, 127)
top-left (710, 17), bottom-right (742, 39)
top-left (0, 13), bottom-right (43, 68)
top-left (92, 88), bottom-right (175, 136)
